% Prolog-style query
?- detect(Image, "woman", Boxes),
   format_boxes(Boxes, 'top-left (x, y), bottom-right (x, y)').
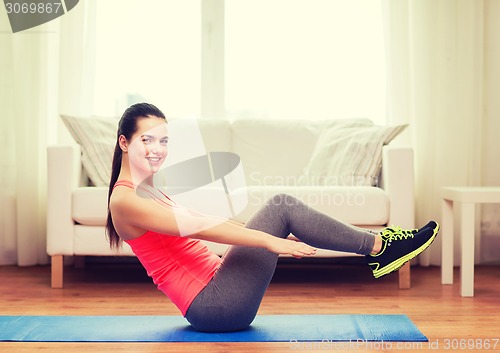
top-left (106, 103), bottom-right (439, 332)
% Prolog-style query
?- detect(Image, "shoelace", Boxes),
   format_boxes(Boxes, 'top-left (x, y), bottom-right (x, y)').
top-left (380, 226), bottom-right (416, 241)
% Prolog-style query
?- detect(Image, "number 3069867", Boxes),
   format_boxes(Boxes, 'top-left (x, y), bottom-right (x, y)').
top-left (5, 2), bottom-right (63, 14)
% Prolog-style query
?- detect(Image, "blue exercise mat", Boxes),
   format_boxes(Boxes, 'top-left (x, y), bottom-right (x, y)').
top-left (0, 314), bottom-right (427, 342)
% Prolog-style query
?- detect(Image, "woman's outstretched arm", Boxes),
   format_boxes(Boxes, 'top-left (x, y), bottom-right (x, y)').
top-left (110, 190), bottom-right (316, 258)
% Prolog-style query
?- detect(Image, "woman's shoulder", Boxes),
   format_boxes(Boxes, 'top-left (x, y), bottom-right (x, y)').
top-left (110, 184), bottom-right (176, 222)
top-left (110, 183), bottom-right (184, 238)
top-left (109, 186), bottom-right (150, 240)
top-left (109, 185), bottom-right (142, 214)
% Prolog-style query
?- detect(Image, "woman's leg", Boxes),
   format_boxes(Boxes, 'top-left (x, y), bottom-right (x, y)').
top-left (185, 193), bottom-right (375, 332)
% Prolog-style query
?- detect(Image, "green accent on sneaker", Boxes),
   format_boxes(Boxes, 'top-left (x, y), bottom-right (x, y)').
top-left (367, 222), bottom-right (439, 279)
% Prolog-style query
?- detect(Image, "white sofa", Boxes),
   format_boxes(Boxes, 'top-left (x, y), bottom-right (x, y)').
top-left (47, 118), bottom-right (414, 289)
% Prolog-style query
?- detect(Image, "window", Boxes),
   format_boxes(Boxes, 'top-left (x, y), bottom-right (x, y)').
top-left (91, 0), bottom-right (386, 123)
top-left (225, 0), bottom-right (386, 122)
top-left (93, 0), bottom-right (201, 117)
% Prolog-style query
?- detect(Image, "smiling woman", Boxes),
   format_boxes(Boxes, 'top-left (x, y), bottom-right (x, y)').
top-left (123, 120), bottom-right (169, 181)
top-left (104, 102), bottom-right (439, 333)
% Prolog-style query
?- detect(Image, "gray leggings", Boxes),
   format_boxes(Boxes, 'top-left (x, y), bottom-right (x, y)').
top-left (185, 193), bottom-right (375, 332)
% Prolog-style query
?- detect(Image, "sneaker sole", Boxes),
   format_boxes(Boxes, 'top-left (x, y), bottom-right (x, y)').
top-left (369, 222), bottom-right (440, 278)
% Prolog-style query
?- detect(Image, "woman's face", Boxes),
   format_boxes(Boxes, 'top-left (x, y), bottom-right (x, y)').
top-left (126, 117), bottom-right (169, 178)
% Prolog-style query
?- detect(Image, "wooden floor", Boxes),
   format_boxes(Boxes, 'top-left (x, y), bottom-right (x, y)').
top-left (1, 260), bottom-right (499, 352)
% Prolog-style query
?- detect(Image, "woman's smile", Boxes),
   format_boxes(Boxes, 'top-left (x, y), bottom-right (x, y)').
top-left (145, 155), bottom-right (164, 168)
top-left (146, 156), bottom-right (161, 163)
top-left (127, 118), bottom-right (169, 178)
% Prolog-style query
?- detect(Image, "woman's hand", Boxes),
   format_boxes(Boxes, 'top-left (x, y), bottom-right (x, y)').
top-left (265, 237), bottom-right (317, 259)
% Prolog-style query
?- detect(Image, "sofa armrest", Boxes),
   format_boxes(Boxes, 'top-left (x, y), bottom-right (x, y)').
top-left (380, 145), bottom-right (415, 229)
top-left (47, 145), bottom-right (82, 255)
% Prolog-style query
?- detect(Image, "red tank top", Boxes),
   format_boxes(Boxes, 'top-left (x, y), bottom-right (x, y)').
top-left (113, 180), bottom-right (222, 316)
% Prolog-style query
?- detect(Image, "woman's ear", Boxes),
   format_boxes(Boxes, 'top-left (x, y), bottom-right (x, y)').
top-left (118, 135), bottom-right (128, 152)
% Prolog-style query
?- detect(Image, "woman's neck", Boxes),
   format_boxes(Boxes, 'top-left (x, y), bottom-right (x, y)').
top-left (119, 160), bottom-right (154, 187)
top-left (117, 162), bottom-right (174, 206)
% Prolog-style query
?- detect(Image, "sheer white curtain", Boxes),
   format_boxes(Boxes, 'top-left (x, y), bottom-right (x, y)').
top-left (0, 1), bottom-right (95, 265)
top-left (0, 13), bottom-right (58, 265)
top-left (58, 0), bottom-right (96, 118)
top-left (382, 0), bottom-right (487, 265)
top-left (0, 13), bottom-right (18, 265)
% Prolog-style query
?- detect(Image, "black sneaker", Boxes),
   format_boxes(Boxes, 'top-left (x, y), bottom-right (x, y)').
top-left (366, 221), bottom-right (439, 278)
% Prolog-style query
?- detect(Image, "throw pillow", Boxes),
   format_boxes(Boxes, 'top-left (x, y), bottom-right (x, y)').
top-left (61, 115), bottom-right (118, 187)
top-left (300, 123), bottom-right (408, 186)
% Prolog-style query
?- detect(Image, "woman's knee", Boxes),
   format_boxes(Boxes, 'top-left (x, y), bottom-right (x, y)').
top-left (267, 193), bottom-right (300, 207)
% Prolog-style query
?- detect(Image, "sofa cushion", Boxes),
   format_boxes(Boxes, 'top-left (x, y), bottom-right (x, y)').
top-left (301, 123), bottom-right (407, 186)
top-left (231, 119), bottom-right (316, 186)
top-left (61, 115), bottom-right (118, 187)
top-left (72, 187), bottom-right (109, 226)
top-left (72, 185), bottom-right (389, 227)
top-left (74, 225), bottom-right (134, 255)
top-left (230, 186), bottom-right (389, 226)
top-left (231, 118), bottom-right (373, 187)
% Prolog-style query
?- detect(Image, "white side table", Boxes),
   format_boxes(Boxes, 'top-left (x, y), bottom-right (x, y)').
top-left (441, 186), bottom-right (500, 297)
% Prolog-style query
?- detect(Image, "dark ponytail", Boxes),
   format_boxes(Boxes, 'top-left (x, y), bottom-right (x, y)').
top-left (105, 103), bottom-right (166, 249)
top-left (106, 143), bottom-right (125, 250)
